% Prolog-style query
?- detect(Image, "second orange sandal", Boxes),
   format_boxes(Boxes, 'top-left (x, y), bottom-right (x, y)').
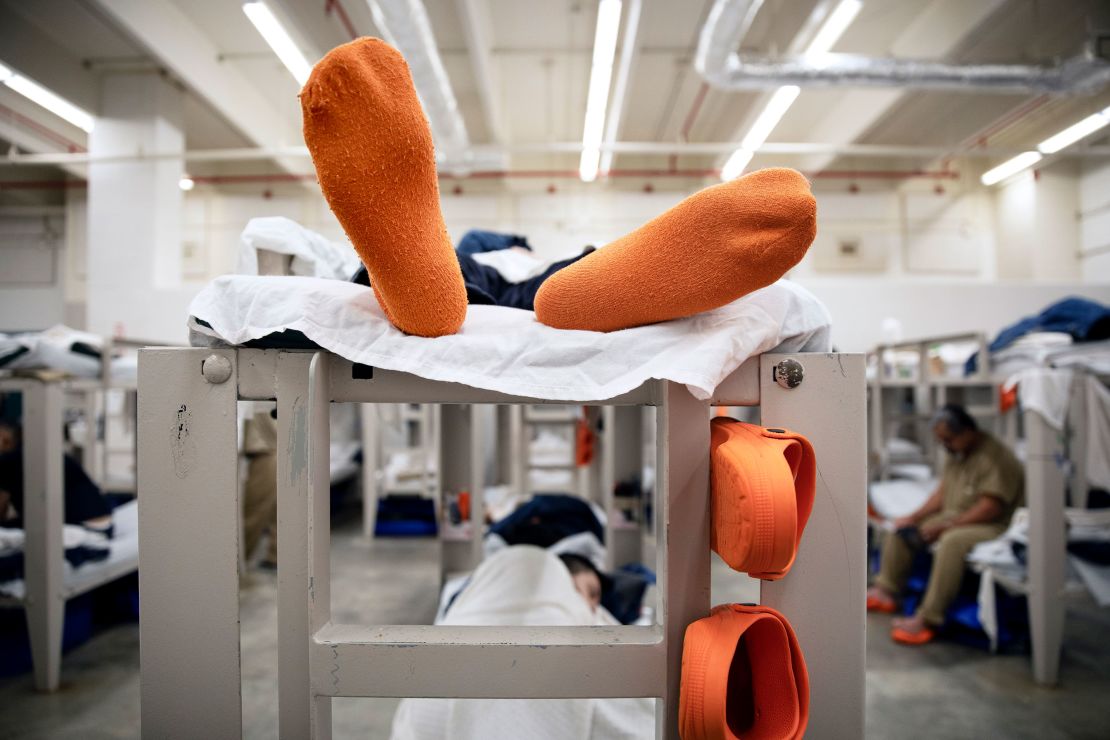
top-left (680, 604), bottom-right (809, 740)
top-left (710, 418), bottom-right (816, 580)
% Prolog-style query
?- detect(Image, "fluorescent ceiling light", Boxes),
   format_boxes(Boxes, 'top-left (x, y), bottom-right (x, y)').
top-left (805, 0), bottom-right (863, 57)
top-left (721, 149), bottom-right (755, 181)
top-left (243, 1), bottom-right (312, 86)
top-left (980, 151), bottom-right (1042, 186)
top-left (721, 0), bottom-right (860, 180)
top-left (1037, 109), bottom-right (1110, 154)
top-left (599, 0), bottom-right (640, 176)
top-left (579, 0), bottom-right (623, 182)
top-left (179, 176), bottom-right (196, 191)
top-left (740, 86), bottom-right (801, 151)
top-left (0, 59), bottom-right (95, 133)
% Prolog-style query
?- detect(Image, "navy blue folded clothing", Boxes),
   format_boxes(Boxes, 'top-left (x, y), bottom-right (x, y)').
top-left (490, 494), bottom-right (604, 548)
top-left (967, 297), bottom-right (1110, 374)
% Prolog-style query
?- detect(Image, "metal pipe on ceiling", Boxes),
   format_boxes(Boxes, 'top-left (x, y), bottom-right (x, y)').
top-left (0, 167), bottom-right (962, 191)
top-left (3, 141), bottom-right (1108, 167)
top-left (365, 0), bottom-right (473, 171)
top-left (696, 0), bottom-right (1110, 94)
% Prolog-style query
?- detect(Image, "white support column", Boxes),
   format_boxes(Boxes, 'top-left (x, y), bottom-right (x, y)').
top-left (602, 405), bottom-right (644, 570)
top-left (1024, 407), bottom-right (1067, 686)
top-left (87, 72), bottom-right (189, 341)
top-left (360, 404), bottom-right (380, 539)
top-left (276, 351), bottom-right (325, 739)
top-left (21, 380), bottom-right (65, 692)
top-left (655, 382), bottom-right (711, 738)
top-left (138, 348), bottom-right (242, 737)
top-left (760, 353), bottom-right (867, 740)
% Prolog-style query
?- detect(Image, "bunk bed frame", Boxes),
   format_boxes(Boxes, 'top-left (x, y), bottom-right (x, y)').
top-left (0, 373), bottom-right (141, 692)
top-left (137, 346), bottom-right (866, 739)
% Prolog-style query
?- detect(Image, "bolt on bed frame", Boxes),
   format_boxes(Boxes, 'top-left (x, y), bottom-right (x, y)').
top-left (137, 347), bottom-right (866, 739)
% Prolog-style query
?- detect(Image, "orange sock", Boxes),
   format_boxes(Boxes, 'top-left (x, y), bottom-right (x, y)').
top-left (534, 168), bottom-right (816, 332)
top-left (301, 38), bottom-right (467, 338)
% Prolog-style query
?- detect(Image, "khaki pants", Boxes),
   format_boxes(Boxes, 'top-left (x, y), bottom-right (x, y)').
top-left (243, 412), bottom-right (278, 564)
top-left (875, 513), bottom-right (1004, 626)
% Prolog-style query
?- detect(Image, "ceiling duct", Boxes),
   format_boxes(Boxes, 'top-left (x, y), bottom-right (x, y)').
top-left (696, 0), bottom-right (1110, 95)
top-left (366, 0), bottom-right (479, 173)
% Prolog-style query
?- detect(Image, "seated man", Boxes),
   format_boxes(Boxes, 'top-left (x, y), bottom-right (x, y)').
top-left (866, 405), bottom-right (1024, 645)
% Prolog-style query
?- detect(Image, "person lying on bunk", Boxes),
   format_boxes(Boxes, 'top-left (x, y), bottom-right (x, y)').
top-left (866, 405), bottom-right (1024, 645)
top-left (301, 37), bottom-right (817, 337)
top-left (0, 421), bottom-right (115, 538)
top-left (390, 546), bottom-right (655, 740)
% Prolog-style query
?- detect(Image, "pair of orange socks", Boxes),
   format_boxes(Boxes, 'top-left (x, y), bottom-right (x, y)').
top-left (680, 604), bottom-right (809, 740)
top-left (301, 38), bottom-right (817, 337)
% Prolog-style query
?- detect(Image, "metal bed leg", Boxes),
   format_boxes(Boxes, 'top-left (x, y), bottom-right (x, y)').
top-left (759, 353), bottom-right (867, 740)
top-left (602, 405), bottom-right (644, 570)
top-left (360, 403), bottom-right (380, 539)
top-left (438, 404), bottom-right (484, 579)
top-left (22, 380), bottom-right (65, 692)
top-left (276, 351), bottom-right (333, 738)
top-left (656, 382), bottom-right (711, 738)
top-left (1024, 407), bottom-right (1066, 687)
top-left (138, 348), bottom-right (242, 738)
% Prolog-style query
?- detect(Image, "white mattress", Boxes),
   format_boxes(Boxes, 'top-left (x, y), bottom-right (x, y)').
top-left (188, 275), bottom-right (831, 402)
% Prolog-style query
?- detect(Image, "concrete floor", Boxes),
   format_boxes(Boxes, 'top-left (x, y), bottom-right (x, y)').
top-left (2, 508), bottom-right (1108, 739)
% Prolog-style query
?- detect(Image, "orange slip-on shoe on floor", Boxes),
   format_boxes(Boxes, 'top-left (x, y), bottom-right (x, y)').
top-left (680, 604), bottom-right (809, 740)
top-left (866, 594), bottom-right (898, 614)
top-left (710, 419), bottom-right (816, 580)
top-left (891, 626), bottom-right (936, 645)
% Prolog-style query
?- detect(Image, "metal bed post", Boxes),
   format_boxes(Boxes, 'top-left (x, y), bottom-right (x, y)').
top-left (601, 405), bottom-right (645, 570)
top-left (360, 403), bottom-right (381, 539)
top-left (137, 347), bottom-right (242, 737)
top-left (759, 353), bottom-right (867, 739)
top-left (1023, 405), bottom-right (1067, 687)
top-left (438, 404), bottom-right (485, 580)
top-left (20, 379), bottom-right (66, 692)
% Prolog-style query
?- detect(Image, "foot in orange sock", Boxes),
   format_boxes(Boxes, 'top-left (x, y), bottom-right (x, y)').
top-left (301, 38), bottom-right (467, 337)
top-left (534, 168), bottom-right (816, 332)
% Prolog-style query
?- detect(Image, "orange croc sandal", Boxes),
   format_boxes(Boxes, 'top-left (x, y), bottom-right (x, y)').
top-left (680, 604), bottom-right (809, 740)
top-left (710, 419), bottom-right (816, 580)
top-left (866, 594), bottom-right (897, 614)
top-left (891, 626), bottom-right (936, 645)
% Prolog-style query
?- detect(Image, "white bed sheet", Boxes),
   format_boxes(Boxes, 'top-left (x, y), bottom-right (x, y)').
top-left (188, 275), bottom-right (831, 402)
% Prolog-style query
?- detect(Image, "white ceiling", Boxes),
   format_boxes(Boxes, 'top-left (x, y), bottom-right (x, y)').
top-left (1, 0), bottom-right (1108, 185)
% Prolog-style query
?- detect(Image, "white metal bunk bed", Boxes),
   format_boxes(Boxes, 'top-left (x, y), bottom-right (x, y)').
top-left (137, 346), bottom-right (865, 739)
top-left (360, 402), bottom-right (439, 538)
top-left (868, 332), bottom-right (1110, 687)
top-left (0, 374), bottom-right (141, 692)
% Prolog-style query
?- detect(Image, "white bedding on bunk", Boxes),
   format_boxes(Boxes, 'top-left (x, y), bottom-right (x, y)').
top-left (187, 274), bottom-right (831, 402)
top-left (0, 500), bottom-right (139, 599)
top-left (391, 546), bottom-right (654, 740)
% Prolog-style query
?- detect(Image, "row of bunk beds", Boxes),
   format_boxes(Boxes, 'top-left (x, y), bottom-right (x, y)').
top-left (867, 300), bottom-right (1110, 686)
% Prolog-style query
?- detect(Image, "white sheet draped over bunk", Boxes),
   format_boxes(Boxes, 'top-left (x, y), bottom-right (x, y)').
top-left (187, 275), bottom-right (831, 402)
